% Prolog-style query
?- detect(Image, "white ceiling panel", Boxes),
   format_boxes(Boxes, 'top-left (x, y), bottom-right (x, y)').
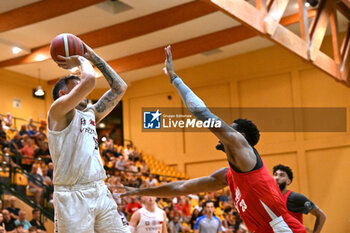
top-left (0, 0), bottom-right (41, 14)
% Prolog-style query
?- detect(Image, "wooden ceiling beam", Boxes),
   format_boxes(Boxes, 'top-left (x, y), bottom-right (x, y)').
top-left (341, 24), bottom-right (350, 82)
top-left (203, 0), bottom-right (350, 85)
top-left (0, 1), bottom-right (216, 68)
top-left (297, 0), bottom-right (310, 42)
top-left (47, 10), bottom-right (312, 85)
top-left (308, 0), bottom-right (333, 61)
top-left (330, 7), bottom-right (341, 64)
top-left (263, 0), bottom-right (290, 35)
top-left (0, 0), bottom-right (106, 33)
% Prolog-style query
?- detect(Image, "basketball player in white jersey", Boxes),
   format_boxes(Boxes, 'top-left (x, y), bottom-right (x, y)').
top-left (129, 196), bottom-right (167, 233)
top-left (47, 42), bottom-right (129, 233)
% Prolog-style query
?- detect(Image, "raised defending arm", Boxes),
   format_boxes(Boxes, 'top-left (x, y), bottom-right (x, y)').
top-left (163, 46), bottom-right (255, 170)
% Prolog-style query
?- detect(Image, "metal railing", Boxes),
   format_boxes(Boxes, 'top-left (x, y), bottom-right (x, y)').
top-left (0, 157), bottom-right (54, 221)
top-left (0, 113), bottom-right (42, 130)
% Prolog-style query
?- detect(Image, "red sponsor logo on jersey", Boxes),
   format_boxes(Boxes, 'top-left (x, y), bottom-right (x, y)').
top-left (89, 119), bottom-right (95, 126)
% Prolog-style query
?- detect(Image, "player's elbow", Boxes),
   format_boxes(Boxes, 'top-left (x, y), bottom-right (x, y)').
top-left (82, 74), bottom-right (96, 90)
top-left (120, 83), bottom-right (128, 93)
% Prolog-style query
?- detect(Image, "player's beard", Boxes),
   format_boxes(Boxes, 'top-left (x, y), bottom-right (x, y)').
top-left (77, 98), bottom-right (88, 110)
top-left (278, 182), bottom-right (287, 191)
top-left (216, 141), bottom-right (225, 152)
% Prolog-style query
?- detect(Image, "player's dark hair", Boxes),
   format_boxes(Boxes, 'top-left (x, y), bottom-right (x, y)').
top-left (273, 164), bottom-right (293, 182)
top-left (203, 200), bottom-right (214, 207)
top-left (233, 118), bottom-right (260, 146)
top-left (52, 75), bottom-right (80, 100)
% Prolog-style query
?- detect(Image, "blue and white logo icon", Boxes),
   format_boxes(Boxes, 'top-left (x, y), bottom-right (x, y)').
top-left (143, 110), bottom-right (161, 129)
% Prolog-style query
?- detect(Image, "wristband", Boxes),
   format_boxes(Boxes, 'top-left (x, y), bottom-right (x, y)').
top-left (170, 75), bottom-right (179, 84)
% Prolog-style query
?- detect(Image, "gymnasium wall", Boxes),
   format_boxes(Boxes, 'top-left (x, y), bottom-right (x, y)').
top-left (0, 69), bottom-right (51, 126)
top-left (122, 41), bottom-right (350, 232)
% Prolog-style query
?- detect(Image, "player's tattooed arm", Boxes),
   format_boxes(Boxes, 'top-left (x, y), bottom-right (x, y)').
top-left (83, 43), bottom-right (127, 123)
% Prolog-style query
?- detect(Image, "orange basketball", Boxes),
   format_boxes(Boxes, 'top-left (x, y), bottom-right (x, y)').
top-left (50, 33), bottom-right (84, 62)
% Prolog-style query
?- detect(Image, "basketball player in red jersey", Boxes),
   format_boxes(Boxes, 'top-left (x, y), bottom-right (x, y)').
top-left (119, 45), bottom-right (306, 233)
top-left (273, 164), bottom-right (326, 232)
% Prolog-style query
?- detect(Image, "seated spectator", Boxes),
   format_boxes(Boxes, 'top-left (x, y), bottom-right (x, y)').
top-left (221, 208), bottom-right (235, 233)
top-left (28, 226), bottom-right (38, 233)
top-left (0, 226), bottom-right (5, 233)
top-left (3, 113), bottom-right (13, 131)
top-left (145, 174), bottom-right (158, 187)
top-left (34, 142), bottom-right (51, 163)
top-left (9, 134), bottom-right (23, 165)
top-left (125, 196), bottom-right (142, 217)
top-left (6, 128), bottom-right (17, 142)
top-left (14, 210), bottom-right (31, 230)
top-left (1, 147), bottom-right (12, 165)
top-left (134, 173), bottom-right (143, 188)
top-left (21, 135), bottom-right (29, 148)
top-left (29, 209), bottom-right (46, 233)
top-left (6, 197), bottom-right (20, 220)
top-left (21, 139), bottom-right (36, 171)
top-left (116, 146), bottom-right (123, 157)
top-left (128, 161), bottom-right (138, 173)
top-left (27, 118), bottom-right (35, 132)
top-left (181, 197), bottom-right (192, 217)
top-left (123, 144), bottom-right (132, 161)
top-left (41, 167), bottom-right (52, 188)
top-left (15, 224), bottom-right (26, 233)
top-left (18, 125), bottom-right (28, 137)
top-left (102, 140), bottom-right (119, 162)
top-left (33, 127), bottom-right (46, 148)
top-left (169, 215), bottom-right (188, 233)
top-left (2, 209), bottom-right (16, 232)
top-left (27, 165), bottom-right (44, 205)
top-left (39, 120), bottom-right (46, 131)
top-left (218, 189), bottom-right (230, 204)
top-left (115, 156), bottom-right (127, 171)
top-left (46, 163), bottom-right (53, 180)
top-left (27, 125), bottom-right (37, 139)
top-left (0, 124), bottom-right (9, 148)
top-left (129, 146), bottom-right (141, 162)
top-left (127, 175), bottom-right (137, 188)
top-left (36, 127), bottom-right (46, 141)
top-left (190, 208), bottom-right (200, 230)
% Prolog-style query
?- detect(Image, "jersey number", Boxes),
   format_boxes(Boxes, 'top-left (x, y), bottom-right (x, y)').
top-left (239, 199), bottom-right (247, 212)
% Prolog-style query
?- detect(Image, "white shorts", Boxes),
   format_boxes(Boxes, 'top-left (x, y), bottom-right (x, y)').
top-left (54, 180), bottom-right (130, 233)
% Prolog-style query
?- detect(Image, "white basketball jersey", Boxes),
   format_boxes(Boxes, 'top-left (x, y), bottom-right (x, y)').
top-left (136, 206), bottom-right (164, 233)
top-left (48, 109), bottom-right (106, 185)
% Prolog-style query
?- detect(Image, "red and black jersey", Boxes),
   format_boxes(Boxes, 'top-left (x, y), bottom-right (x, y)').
top-left (226, 148), bottom-right (306, 233)
top-left (282, 190), bottom-right (315, 223)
